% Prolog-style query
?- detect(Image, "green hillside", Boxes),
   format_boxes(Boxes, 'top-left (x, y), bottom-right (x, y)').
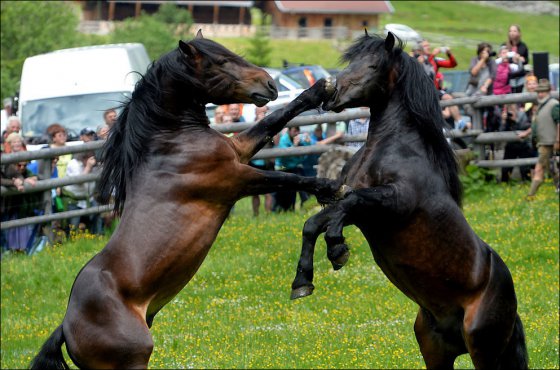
top-left (215, 1), bottom-right (559, 71)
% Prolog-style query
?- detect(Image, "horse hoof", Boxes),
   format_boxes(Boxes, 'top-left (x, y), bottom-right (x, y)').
top-left (336, 184), bottom-right (353, 199)
top-left (330, 247), bottom-right (350, 270)
top-left (290, 285), bottom-right (314, 300)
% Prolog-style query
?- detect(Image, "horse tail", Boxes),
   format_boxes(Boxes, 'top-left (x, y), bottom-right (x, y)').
top-left (497, 314), bottom-right (529, 370)
top-left (29, 325), bottom-right (69, 370)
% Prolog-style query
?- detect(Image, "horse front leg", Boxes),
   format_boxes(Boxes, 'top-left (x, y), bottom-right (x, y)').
top-left (235, 78), bottom-right (334, 161)
top-left (291, 207), bottom-right (339, 299)
top-left (239, 166), bottom-right (345, 205)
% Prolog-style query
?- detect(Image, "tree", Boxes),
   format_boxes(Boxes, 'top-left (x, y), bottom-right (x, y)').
top-left (1, 1), bottom-right (82, 101)
top-left (245, 10), bottom-right (272, 67)
top-left (111, 4), bottom-right (194, 60)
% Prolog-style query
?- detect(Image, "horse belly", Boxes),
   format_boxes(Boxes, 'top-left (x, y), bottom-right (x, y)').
top-left (360, 215), bottom-right (488, 314)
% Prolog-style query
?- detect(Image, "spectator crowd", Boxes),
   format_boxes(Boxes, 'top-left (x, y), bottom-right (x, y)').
top-left (1, 24), bottom-right (558, 255)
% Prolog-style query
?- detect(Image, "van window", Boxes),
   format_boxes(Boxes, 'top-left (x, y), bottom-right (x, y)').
top-left (21, 92), bottom-right (130, 141)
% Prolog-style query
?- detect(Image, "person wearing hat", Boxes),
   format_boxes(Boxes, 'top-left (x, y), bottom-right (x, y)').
top-left (79, 127), bottom-right (97, 143)
top-left (519, 78), bottom-right (559, 197)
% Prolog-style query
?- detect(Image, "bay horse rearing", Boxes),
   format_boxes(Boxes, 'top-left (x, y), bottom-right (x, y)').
top-left (30, 31), bottom-right (340, 369)
top-left (290, 32), bottom-right (528, 369)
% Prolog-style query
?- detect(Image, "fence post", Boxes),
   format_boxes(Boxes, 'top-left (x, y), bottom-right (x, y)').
top-left (472, 108), bottom-right (485, 161)
top-left (41, 158), bottom-right (54, 241)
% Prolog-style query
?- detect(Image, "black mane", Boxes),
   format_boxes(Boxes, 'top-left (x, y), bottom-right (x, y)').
top-left (345, 34), bottom-right (463, 206)
top-left (97, 38), bottom-right (236, 215)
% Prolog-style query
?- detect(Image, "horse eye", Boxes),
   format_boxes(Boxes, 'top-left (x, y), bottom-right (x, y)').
top-left (369, 64), bottom-right (378, 70)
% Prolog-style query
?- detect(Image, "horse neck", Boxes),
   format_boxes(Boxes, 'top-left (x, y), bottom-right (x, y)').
top-left (367, 92), bottom-right (410, 139)
top-left (160, 78), bottom-right (208, 124)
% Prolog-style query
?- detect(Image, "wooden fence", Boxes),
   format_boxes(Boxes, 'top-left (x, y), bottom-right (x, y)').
top-left (1, 91), bottom-right (558, 230)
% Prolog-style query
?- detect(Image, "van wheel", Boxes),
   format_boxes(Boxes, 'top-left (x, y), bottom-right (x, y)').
top-left (317, 146), bottom-right (357, 180)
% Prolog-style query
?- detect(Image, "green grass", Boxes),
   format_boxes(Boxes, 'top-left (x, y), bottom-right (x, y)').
top-left (1, 181), bottom-right (559, 369)
top-left (214, 1), bottom-right (559, 71)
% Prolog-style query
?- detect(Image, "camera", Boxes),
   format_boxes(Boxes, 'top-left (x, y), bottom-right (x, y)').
top-left (489, 51), bottom-right (497, 57)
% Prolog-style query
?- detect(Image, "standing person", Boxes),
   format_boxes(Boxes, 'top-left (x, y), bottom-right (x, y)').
top-left (466, 43), bottom-right (496, 98)
top-left (46, 123), bottom-right (72, 178)
top-left (213, 105), bottom-right (227, 124)
top-left (521, 76), bottom-right (539, 149)
top-left (61, 151), bottom-right (97, 232)
top-left (1, 116), bottom-right (22, 152)
top-left (1, 98), bottom-right (13, 132)
top-left (249, 106), bottom-right (274, 216)
top-left (346, 109), bottom-right (370, 149)
top-left (96, 125), bottom-right (110, 140)
top-left (518, 79), bottom-right (560, 197)
top-left (302, 124), bottom-right (344, 177)
top-left (493, 46), bottom-right (524, 96)
top-left (504, 24), bottom-right (529, 93)
top-left (3, 132), bottom-right (26, 153)
top-left (500, 104), bottom-right (533, 182)
top-left (274, 126), bottom-right (306, 212)
top-left (466, 43), bottom-right (498, 132)
top-left (420, 39), bottom-right (457, 92)
top-left (228, 103), bottom-right (245, 123)
top-left (79, 127), bottom-right (97, 143)
top-left (103, 108), bottom-right (118, 129)
top-left (1, 161), bottom-right (39, 253)
top-left (416, 40), bottom-right (466, 130)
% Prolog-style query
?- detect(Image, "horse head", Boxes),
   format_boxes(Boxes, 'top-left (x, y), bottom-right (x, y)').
top-left (323, 32), bottom-right (401, 112)
top-left (178, 31), bottom-right (278, 106)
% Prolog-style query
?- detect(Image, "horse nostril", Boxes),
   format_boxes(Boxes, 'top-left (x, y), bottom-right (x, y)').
top-left (268, 80), bottom-right (276, 92)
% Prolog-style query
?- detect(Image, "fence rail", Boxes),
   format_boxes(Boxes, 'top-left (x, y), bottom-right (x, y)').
top-left (2, 91), bottom-right (558, 230)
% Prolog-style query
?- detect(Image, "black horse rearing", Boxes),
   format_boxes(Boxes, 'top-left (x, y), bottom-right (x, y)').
top-left (291, 32), bottom-right (528, 369)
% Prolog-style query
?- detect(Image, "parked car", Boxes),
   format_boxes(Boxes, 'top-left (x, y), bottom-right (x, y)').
top-left (383, 23), bottom-right (422, 43)
top-left (282, 65), bottom-right (332, 88)
top-left (206, 68), bottom-right (305, 123)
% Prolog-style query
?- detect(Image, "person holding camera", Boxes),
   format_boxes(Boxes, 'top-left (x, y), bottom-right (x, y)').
top-left (414, 40), bottom-right (468, 130)
top-left (465, 43), bottom-right (501, 133)
top-left (493, 46), bottom-right (524, 96)
top-left (466, 43), bottom-right (496, 97)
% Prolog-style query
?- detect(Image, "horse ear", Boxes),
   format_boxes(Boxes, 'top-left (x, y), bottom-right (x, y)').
top-left (385, 32), bottom-right (395, 52)
top-left (195, 29), bottom-right (204, 39)
top-left (179, 40), bottom-right (197, 58)
top-left (364, 28), bottom-right (369, 37)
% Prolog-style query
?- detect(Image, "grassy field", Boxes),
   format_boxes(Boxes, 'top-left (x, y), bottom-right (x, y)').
top-left (1, 180), bottom-right (558, 369)
top-left (214, 1), bottom-right (559, 70)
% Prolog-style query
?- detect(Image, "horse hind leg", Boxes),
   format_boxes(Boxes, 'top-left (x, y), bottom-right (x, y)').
top-left (462, 263), bottom-right (527, 369)
top-left (414, 308), bottom-right (466, 370)
top-left (65, 301), bottom-right (154, 369)
top-left (496, 314), bottom-right (528, 370)
top-left (324, 205), bottom-right (353, 270)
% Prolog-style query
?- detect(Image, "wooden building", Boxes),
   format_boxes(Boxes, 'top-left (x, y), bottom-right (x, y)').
top-left (79, 1), bottom-right (252, 24)
top-left (258, 1), bottom-right (394, 39)
top-left (76, 1), bottom-right (394, 39)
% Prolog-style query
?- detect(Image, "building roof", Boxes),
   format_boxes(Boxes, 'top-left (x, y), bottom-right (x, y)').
top-left (114, 1), bottom-right (254, 7)
top-left (274, 1), bottom-right (394, 14)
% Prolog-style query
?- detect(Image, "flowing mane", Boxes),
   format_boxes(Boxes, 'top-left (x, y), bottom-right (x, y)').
top-left (343, 34), bottom-right (463, 206)
top-left (96, 41), bottom-right (210, 214)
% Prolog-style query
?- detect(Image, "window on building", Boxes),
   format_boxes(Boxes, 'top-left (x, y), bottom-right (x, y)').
top-left (323, 18), bottom-right (333, 38)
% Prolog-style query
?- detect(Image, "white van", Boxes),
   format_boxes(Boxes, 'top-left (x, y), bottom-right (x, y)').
top-left (18, 43), bottom-right (151, 142)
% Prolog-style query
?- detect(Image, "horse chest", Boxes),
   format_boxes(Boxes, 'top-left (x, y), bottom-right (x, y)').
top-left (343, 149), bottom-right (387, 188)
